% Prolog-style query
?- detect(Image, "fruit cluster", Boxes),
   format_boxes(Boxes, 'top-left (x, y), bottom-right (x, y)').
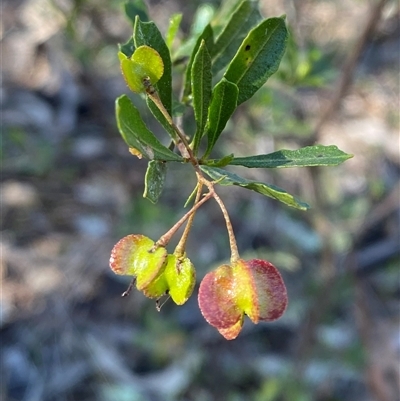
top-left (110, 235), bottom-right (195, 306)
top-left (110, 235), bottom-right (288, 340)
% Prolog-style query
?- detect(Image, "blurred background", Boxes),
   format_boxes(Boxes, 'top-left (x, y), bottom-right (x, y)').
top-left (1, 0), bottom-right (399, 400)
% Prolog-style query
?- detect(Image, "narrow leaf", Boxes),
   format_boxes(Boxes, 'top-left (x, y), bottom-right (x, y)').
top-left (183, 184), bottom-right (199, 208)
top-left (204, 78), bottom-right (238, 157)
top-left (191, 40), bottom-right (212, 155)
top-left (166, 13), bottom-right (182, 49)
top-left (224, 17), bottom-right (288, 105)
top-left (173, 4), bottom-right (215, 60)
top-left (182, 24), bottom-right (214, 101)
top-left (211, 0), bottom-right (261, 74)
top-left (203, 153), bottom-right (234, 167)
top-left (228, 145), bottom-right (354, 168)
top-left (212, 0), bottom-right (244, 30)
top-left (119, 37), bottom-right (135, 58)
top-left (116, 95), bottom-right (182, 162)
top-left (144, 160), bottom-right (167, 203)
top-left (200, 165), bottom-right (309, 210)
top-left (124, 0), bottom-right (149, 25)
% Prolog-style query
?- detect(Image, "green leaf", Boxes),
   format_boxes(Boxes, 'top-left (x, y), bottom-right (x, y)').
top-left (119, 46), bottom-right (164, 93)
top-left (228, 145), bottom-right (354, 168)
top-left (174, 4), bottom-right (215, 60)
top-left (182, 24), bottom-right (214, 101)
top-left (191, 4), bottom-right (215, 34)
top-left (124, 0), bottom-right (149, 25)
top-left (191, 40), bottom-right (212, 155)
top-left (224, 17), bottom-right (288, 105)
top-left (200, 165), bottom-right (309, 210)
top-left (202, 154), bottom-right (234, 167)
top-left (212, 0), bottom-right (244, 31)
top-left (143, 160), bottom-right (167, 203)
top-left (204, 78), bottom-right (238, 157)
top-left (134, 17), bottom-right (175, 139)
top-left (116, 95), bottom-right (183, 162)
top-left (166, 13), bottom-right (182, 49)
top-left (211, 0), bottom-right (261, 74)
top-left (119, 37), bottom-right (135, 58)
top-left (183, 184), bottom-right (199, 208)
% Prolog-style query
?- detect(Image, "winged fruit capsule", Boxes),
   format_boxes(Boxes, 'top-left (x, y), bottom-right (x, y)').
top-left (110, 235), bottom-right (195, 306)
top-left (143, 253), bottom-right (196, 305)
top-left (198, 259), bottom-right (288, 340)
top-left (109, 234), bottom-right (167, 290)
top-left (119, 45), bottom-right (164, 93)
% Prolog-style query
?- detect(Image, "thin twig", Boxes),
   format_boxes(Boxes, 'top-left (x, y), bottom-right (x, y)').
top-left (212, 191), bottom-right (240, 263)
top-left (175, 183), bottom-right (204, 256)
top-left (155, 188), bottom-right (214, 248)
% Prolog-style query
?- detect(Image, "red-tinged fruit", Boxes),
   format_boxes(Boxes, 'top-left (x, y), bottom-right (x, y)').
top-left (198, 264), bottom-right (242, 329)
top-left (217, 316), bottom-right (244, 340)
top-left (110, 234), bottom-right (146, 275)
top-left (109, 234), bottom-right (167, 290)
top-left (245, 259), bottom-right (288, 322)
top-left (198, 259), bottom-right (288, 340)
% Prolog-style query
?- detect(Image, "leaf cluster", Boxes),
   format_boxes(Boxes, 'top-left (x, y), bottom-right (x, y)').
top-left (116, 0), bottom-right (352, 207)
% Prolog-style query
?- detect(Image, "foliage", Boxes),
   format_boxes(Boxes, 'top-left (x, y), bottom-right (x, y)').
top-left (109, 0), bottom-right (352, 339)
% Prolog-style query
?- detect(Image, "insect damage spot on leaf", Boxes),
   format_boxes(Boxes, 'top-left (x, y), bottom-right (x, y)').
top-left (144, 145), bottom-right (155, 159)
top-left (245, 44), bottom-right (251, 51)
